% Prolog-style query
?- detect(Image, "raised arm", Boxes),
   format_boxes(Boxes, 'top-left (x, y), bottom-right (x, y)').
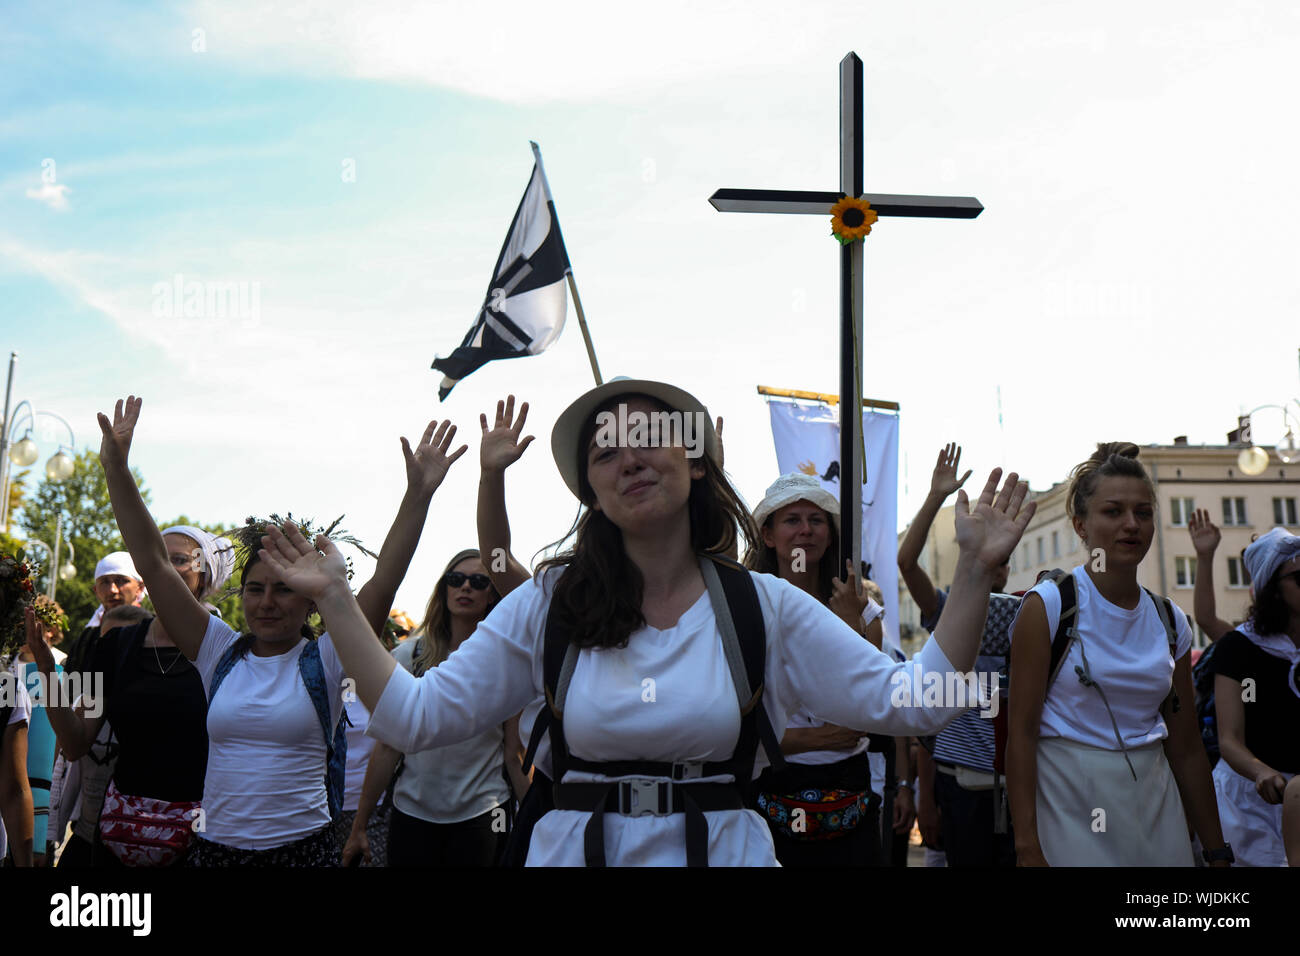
top-left (777, 470), bottom-right (1033, 738)
top-left (1188, 509), bottom-right (1233, 641)
top-left (477, 396), bottom-right (534, 596)
top-left (23, 608), bottom-right (104, 761)
top-left (97, 397), bottom-right (210, 660)
top-left (355, 420), bottom-right (468, 634)
top-left (898, 443), bottom-right (972, 623)
top-left (258, 524), bottom-right (538, 751)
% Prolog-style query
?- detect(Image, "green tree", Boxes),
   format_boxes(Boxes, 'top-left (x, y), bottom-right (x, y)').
top-left (5, 468), bottom-right (29, 530)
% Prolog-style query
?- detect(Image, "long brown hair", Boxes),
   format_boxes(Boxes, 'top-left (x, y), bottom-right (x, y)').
top-left (743, 505), bottom-right (841, 605)
top-left (536, 394), bottom-right (758, 650)
top-left (412, 549), bottom-right (500, 676)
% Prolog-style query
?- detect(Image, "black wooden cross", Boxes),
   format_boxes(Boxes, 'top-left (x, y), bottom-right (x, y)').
top-left (711, 52), bottom-right (982, 570)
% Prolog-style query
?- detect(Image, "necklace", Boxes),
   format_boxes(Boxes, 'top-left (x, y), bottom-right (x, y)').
top-left (146, 623), bottom-right (182, 676)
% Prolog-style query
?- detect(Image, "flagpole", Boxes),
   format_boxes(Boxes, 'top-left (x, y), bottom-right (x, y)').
top-left (566, 272), bottom-right (603, 386)
top-left (530, 141), bottom-right (603, 387)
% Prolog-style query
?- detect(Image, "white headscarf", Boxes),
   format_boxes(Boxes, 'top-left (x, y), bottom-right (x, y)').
top-left (86, 551), bottom-right (145, 628)
top-left (161, 526), bottom-right (236, 600)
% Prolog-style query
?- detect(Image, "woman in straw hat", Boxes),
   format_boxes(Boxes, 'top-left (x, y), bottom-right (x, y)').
top-left (745, 472), bottom-right (891, 865)
top-left (258, 378), bottom-right (1035, 866)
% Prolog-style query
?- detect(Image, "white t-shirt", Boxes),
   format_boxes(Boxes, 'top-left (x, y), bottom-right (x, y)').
top-left (388, 639), bottom-right (511, 824)
top-left (368, 569), bottom-right (967, 866)
top-left (787, 598), bottom-right (885, 767)
top-left (196, 617), bottom-right (345, 850)
top-left (1020, 566), bottom-right (1192, 750)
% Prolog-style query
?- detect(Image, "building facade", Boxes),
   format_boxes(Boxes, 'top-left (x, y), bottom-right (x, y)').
top-left (898, 440), bottom-right (1300, 651)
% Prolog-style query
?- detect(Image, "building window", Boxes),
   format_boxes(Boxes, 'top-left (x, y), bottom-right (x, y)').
top-left (1227, 556), bottom-right (1251, 588)
top-left (1068, 533), bottom-right (1078, 553)
top-left (1022, 543), bottom-right (1030, 567)
top-left (1037, 537), bottom-right (1044, 565)
top-left (1170, 497), bottom-right (1195, 527)
top-left (1010, 553), bottom-right (1018, 573)
top-left (1274, 497), bottom-right (1298, 527)
top-left (1221, 497), bottom-right (1247, 526)
top-left (1175, 556), bottom-right (1197, 588)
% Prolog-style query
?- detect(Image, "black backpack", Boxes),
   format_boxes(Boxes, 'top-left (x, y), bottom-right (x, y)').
top-left (1192, 638), bottom-right (1225, 769)
top-left (511, 553), bottom-right (787, 867)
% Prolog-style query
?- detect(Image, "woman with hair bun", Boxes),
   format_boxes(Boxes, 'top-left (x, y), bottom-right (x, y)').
top-left (1210, 527), bottom-right (1300, 866)
top-left (1007, 442), bottom-right (1229, 866)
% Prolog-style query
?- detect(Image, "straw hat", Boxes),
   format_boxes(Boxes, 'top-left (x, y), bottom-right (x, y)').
top-left (550, 377), bottom-right (719, 500)
top-left (751, 473), bottom-right (841, 532)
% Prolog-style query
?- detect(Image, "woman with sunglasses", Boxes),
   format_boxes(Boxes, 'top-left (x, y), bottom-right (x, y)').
top-left (257, 378), bottom-right (1034, 867)
top-left (344, 550), bottom-right (529, 866)
top-left (1211, 528), bottom-right (1300, 866)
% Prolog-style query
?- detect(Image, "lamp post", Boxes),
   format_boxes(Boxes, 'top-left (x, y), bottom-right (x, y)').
top-left (1235, 401), bottom-right (1300, 476)
top-left (0, 353), bottom-right (78, 531)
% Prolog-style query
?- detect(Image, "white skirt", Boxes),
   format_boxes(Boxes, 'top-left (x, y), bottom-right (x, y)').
top-left (1035, 737), bottom-right (1195, 866)
top-left (1211, 760), bottom-right (1292, 867)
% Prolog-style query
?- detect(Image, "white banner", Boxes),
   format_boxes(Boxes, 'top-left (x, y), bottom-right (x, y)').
top-left (767, 399), bottom-right (901, 652)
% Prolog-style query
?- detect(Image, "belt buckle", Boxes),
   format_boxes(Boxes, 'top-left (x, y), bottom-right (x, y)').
top-left (671, 761), bottom-right (703, 781)
top-left (618, 779), bottom-right (668, 817)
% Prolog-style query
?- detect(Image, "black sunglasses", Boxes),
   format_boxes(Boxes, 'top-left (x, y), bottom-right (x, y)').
top-left (446, 571), bottom-right (492, 591)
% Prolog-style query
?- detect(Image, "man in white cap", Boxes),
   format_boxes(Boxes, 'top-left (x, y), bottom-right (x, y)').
top-left (63, 552), bottom-right (145, 675)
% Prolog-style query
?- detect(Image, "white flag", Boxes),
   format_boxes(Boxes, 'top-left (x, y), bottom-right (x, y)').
top-left (767, 398), bottom-right (901, 652)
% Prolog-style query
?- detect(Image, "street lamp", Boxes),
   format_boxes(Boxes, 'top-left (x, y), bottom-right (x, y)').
top-left (1235, 401), bottom-right (1300, 476)
top-left (0, 353), bottom-right (79, 530)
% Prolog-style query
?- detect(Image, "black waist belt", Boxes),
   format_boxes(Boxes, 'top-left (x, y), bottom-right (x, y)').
top-left (552, 780), bottom-right (744, 867)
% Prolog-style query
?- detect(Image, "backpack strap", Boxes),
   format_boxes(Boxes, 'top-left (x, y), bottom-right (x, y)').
top-left (1143, 589), bottom-right (1181, 715)
top-left (298, 640), bottom-right (348, 818)
top-left (208, 639), bottom-right (243, 701)
top-left (542, 554), bottom-right (780, 867)
top-left (1044, 570), bottom-right (1078, 697)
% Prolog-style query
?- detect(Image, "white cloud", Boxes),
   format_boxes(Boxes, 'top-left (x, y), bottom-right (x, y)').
top-left (25, 182), bottom-right (70, 211)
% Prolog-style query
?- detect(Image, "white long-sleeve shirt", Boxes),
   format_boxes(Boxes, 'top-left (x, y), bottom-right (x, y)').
top-left (367, 569), bottom-right (968, 865)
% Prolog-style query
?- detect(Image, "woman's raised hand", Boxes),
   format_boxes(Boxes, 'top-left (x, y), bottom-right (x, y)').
top-left (402, 420), bottom-right (468, 498)
top-left (930, 442), bottom-right (972, 499)
top-left (24, 606), bottom-right (57, 676)
top-left (953, 468), bottom-right (1035, 570)
top-left (829, 559), bottom-right (871, 629)
top-left (258, 522), bottom-right (350, 602)
top-left (479, 395), bottom-right (535, 474)
top-left (1188, 508), bottom-right (1221, 557)
top-left (97, 396), bottom-right (142, 470)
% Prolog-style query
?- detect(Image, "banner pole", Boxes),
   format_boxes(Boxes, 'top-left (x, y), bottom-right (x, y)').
top-left (566, 272), bottom-right (603, 386)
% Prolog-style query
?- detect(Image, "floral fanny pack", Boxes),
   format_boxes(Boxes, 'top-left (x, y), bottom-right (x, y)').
top-left (98, 780), bottom-right (200, 867)
top-left (756, 787), bottom-right (873, 841)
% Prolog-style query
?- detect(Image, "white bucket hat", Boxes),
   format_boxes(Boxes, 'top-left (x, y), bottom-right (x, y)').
top-left (751, 473), bottom-right (841, 532)
top-left (550, 376), bottom-right (720, 501)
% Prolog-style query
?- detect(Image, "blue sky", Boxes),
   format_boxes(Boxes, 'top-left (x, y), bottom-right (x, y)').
top-left (3, 0), bottom-right (1298, 617)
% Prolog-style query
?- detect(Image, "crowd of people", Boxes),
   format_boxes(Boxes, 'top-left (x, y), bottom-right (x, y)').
top-left (1, 380), bottom-right (1297, 868)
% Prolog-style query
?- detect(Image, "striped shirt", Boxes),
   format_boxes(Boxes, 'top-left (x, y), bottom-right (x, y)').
top-left (920, 590), bottom-right (1019, 773)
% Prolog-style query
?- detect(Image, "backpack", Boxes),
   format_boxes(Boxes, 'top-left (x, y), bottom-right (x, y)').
top-left (1192, 638), bottom-right (1224, 769)
top-left (519, 553), bottom-right (787, 867)
top-left (210, 637), bottom-right (348, 818)
top-left (991, 569), bottom-right (1180, 830)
